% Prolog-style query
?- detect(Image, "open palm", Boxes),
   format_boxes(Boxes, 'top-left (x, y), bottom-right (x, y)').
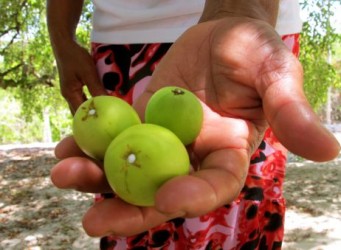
top-left (52, 17), bottom-right (340, 237)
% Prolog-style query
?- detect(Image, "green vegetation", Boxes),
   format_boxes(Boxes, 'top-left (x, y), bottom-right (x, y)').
top-left (299, 0), bottom-right (341, 109)
top-left (0, 0), bottom-right (91, 143)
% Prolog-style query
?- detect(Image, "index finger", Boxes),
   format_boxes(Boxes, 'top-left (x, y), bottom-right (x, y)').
top-left (82, 160), bottom-right (245, 238)
top-left (54, 136), bottom-right (86, 159)
top-left (155, 148), bottom-right (248, 217)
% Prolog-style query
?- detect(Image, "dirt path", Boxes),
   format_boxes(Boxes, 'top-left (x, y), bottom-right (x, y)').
top-left (283, 160), bottom-right (341, 250)
top-left (0, 147), bottom-right (98, 250)
top-left (0, 147), bottom-right (340, 250)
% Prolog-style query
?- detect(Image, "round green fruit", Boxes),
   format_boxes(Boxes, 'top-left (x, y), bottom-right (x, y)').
top-left (104, 123), bottom-right (190, 206)
top-left (145, 86), bottom-right (203, 145)
top-left (73, 96), bottom-right (141, 160)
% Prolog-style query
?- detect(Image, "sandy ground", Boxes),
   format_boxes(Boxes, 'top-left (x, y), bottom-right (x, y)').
top-left (283, 160), bottom-right (341, 250)
top-left (0, 145), bottom-right (340, 250)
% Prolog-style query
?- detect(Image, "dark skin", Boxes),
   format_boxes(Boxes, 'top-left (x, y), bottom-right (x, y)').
top-left (51, 17), bottom-right (340, 237)
top-left (47, 0), bottom-right (107, 114)
top-left (47, 0), bottom-right (340, 239)
top-left (47, 0), bottom-right (280, 115)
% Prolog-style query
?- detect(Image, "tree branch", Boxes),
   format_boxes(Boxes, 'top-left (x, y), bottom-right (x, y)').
top-left (0, 63), bottom-right (23, 77)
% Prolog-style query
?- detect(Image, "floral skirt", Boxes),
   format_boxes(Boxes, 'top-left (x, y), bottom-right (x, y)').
top-left (91, 34), bottom-right (300, 250)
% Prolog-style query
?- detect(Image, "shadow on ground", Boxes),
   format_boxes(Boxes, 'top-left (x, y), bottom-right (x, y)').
top-left (0, 147), bottom-right (340, 249)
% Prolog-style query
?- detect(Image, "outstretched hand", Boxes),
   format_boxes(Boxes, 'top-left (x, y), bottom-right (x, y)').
top-left (51, 17), bottom-right (340, 237)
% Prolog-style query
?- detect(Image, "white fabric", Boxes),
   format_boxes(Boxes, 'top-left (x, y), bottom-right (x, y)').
top-left (276, 0), bottom-right (303, 35)
top-left (91, 0), bottom-right (302, 44)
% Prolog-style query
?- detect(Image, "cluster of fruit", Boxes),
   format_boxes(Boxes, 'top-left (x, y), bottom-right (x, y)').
top-left (72, 86), bottom-right (203, 206)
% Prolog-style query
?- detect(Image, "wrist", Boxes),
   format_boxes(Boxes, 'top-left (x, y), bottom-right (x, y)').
top-left (50, 35), bottom-right (77, 56)
top-left (199, 0), bottom-right (279, 27)
top-left (47, 0), bottom-right (84, 57)
top-left (50, 35), bottom-right (83, 63)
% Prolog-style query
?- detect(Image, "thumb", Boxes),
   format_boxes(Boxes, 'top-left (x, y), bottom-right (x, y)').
top-left (262, 55), bottom-right (340, 161)
top-left (270, 96), bottom-right (339, 161)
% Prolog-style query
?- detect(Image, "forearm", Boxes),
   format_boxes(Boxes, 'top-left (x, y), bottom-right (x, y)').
top-left (199, 0), bottom-right (279, 27)
top-left (47, 0), bottom-right (84, 55)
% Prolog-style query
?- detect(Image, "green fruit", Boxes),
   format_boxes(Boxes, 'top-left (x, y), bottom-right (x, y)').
top-left (73, 96), bottom-right (141, 160)
top-left (104, 123), bottom-right (190, 206)
top-left (145, 86), bottom-right (203, 145)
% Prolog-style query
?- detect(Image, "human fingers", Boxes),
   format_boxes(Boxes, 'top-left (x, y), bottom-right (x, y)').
top-left (54, 136), bottom-right (86, 159)
top-left (84, 125), bottom-right (249, 237)
top-left (82, 198), bottom-right (181, 237)
top-left (80, 53), bottom-right (107, 98)
top-left (58, 45), bottom-right (107, 114)
top-left (207, 18), bottom-right (340, 161)
top-left (259, 48), bottom-right (340, 161)
top-left (64, 73), bottom-right (106, 115)
top-left (51, 156), bottom-right (111, 193)
top-left (154, 147), bottom-right (248, 217)
top-left (59, 73), bottom-right (87, 115)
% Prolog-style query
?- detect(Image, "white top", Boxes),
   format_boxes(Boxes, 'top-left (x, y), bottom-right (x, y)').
top-left (91, 0), bottom-right (302, 44)
top-left (276, 0), bottom-right (303, 36)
